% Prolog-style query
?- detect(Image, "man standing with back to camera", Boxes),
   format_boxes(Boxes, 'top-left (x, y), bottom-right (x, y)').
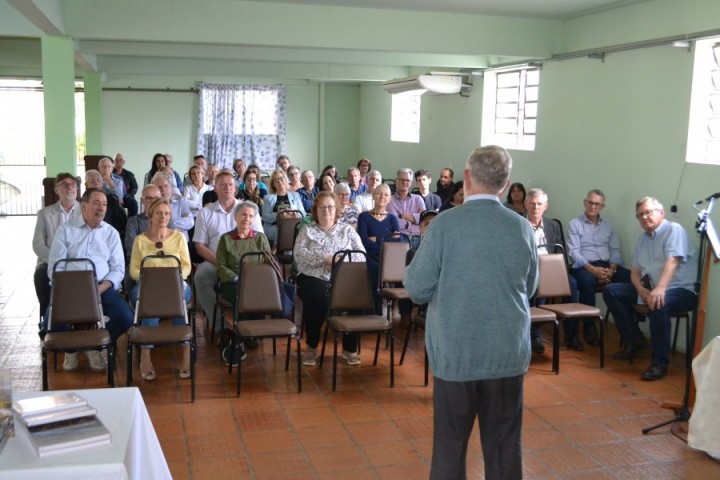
top-left (406, 145), bottom-right (538, 480)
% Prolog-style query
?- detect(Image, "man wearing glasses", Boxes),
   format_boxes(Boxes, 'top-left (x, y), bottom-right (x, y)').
top-left (603, 197), bottom-right (697, 380)
top-left (33, 173), bottom-right (82, 322)
top-left (567, 189), bottom-right (631, 350)
top-left (388, 168), bottom-right (425, 249)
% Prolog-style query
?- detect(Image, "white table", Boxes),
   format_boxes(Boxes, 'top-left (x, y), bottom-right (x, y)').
top-left (0, 387), bottom-right (171, 480)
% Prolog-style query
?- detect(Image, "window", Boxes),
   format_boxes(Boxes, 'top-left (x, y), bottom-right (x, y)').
top-left (481, 67), bottom-right (540, 151)
top-left (197, 84), bottom-right (286, 170)
top-left (686, 38), bottom-right (720, 165)
top-left (391, 91), bottom-right (422, 143)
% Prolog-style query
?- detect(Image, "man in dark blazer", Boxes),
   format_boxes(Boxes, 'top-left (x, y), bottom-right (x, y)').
top-left (525, 188), bottom-right (580, 352)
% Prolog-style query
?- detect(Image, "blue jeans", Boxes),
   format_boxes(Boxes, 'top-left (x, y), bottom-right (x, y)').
top-left (130, 283), bottom-right (191, 327)
top-left (603, 283), bottom-right (696, 366)
top-left (43, 288), bottom-right (134, 343)
top-left (567, 262), bottom-right (631, 339)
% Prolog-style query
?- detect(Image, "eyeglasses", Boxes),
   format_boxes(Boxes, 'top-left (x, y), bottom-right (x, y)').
top-left (397, 178), bottom-right (412, 183)
top-left (56, 182), bottom-right (77, 189)
top-left (636, 209), bottom-right (659, 219)
top-left (143, 196), bottom-right (161, 202)
top-left (155, 241), bottom-right (164, 256)
top-left (317, 205), bottom-right (335, 211)
top-left (584, 200), bottom-right (604, 208)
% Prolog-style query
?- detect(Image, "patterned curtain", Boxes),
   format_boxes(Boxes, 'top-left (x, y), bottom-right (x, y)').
top-left (196, 83), bottom-right (286, 170)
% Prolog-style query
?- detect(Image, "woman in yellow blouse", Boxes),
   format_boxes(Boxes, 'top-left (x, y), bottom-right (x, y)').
top-left (129, 198), bottom-right (192, 381)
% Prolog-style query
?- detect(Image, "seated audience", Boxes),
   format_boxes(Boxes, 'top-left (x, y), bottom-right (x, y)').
top-left (262, 170), bottom-right (306, 245)
top-left (33, 172), bottom-right (81, 322)
top-left (98, 156), bottom-right (126, 204)
top-left (144, 153), bottom-right (166, 186)
top-left (183, 165), bottom-right (213, 217)
top-left (287, 165), bottom-right (301, 192)
top-left (353, 170), bottom-right (382, 213)
top-left (413, 169), bottom-right (442, 211)
top-left (603, 197), bottom-right (697, 381)
top-left (47, 189), bottom-right (133, 372)
top-left (152, 171), bottom-right (193, 241)
top-left (113, 153), bottom-right (139, 217)
top-left (567, 189), bottom-right (631, 349)
top-left (232, 158), bottom-right (247, 190)
top-left (319, 173), bottom-right (336, 192)
top-left (86, 169), bottom-right (127, 238)
top-left (298, 170), bottom-right (319, 212)
top-left (276, 155), bottom-right (291, 172)
top-left (237, 169), bottom-right (266, 214)
top-left (435, 167), bottom-right (454, 203)
top-left (294, 192), bottom-right (365, 367)
top-left (346, 167), bottom-right (367, 201)
top-left (206, 164), bottom-right (220, 188)
top-left (334, 183), bottom-right (360, 229)
top-left (357, 157), bottom-right (372, 186)
top-left (316, 164), bottom-right (341, 189)
top-left (388, 168), bottom-right (427, 247)
top-left (184, 155), bottom-right (207, 187)
top-left (439, 181), bottom-right (464, 212)
top-left (125, 185), bottom-right (170, 291)
top-left (504, 182), bottom-right (527, 216)
top-left (129, 198), bottom-right (192, 381)
top-left (163, 152), bottom-right (184, 189)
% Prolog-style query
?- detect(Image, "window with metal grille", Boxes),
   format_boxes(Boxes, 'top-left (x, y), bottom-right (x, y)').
top-left (686, 38), bottom-right (720, 165)
top-left (391, 91), bottom-right (422, 143)
top-left (481, 67), bottom-right (540, 151)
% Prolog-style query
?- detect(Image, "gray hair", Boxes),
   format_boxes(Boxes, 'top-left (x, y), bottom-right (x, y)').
top-left (526, 187), bottom-right (548, 203)
top-left (466, 145), bottom-right (512, 192)
top-left (636, 196), bottom-right (664, 211)
top-left (347, 167), bottom-right (360, 176)
top-left (151, 171), bottom-right (173, 184)
top-left (85, 169), bottom-right (101, 182)
top-left (396, 168), bottom-right (414, 179)
top-left (334, 182), bottom-right (351, 194)
top-left (373, 183), bottom-right (391, 196)
top-left (235, 200), bottom-right (259, 216)
top-left (586, 189), bottom-right (605, 200)
top-left (368, 170), bottom-right (382, 181)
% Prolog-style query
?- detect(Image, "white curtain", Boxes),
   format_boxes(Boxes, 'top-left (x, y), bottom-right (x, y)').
top-left (196, 83), bottom-right (286, 170)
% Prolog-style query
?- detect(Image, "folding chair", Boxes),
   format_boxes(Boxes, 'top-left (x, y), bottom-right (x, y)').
top-left (378, 236), bottom-right (411, 322)
top-left (42, 258), bottom-right (114, 390)
top-left (275, 210), bottom-right (303, 280)
top-left (320, 250), bottom-right (394, 391)
top-left (228, 252), bottom-right (301, 396)
top-left (126, 255), bottom-right (196, 402)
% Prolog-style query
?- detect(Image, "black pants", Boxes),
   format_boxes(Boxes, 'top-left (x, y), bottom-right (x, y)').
top-left (34, 264), bottom-right (51, 321)
top-left (296, 274), bottom-right (356, 352)
top-left (431, 375), bottom-right (524, 480)
top-left (123, 195), bottom-right (139, 217)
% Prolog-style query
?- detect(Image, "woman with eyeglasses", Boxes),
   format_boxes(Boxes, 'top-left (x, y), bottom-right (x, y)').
top-left (262, 169), bottom-right (306, 245)
top-left (333, 183), bottom-right (360, 229)
top-left (129, 198), bottom-right (192, 381)
top-left (294, 191), bottom-right (366, 368)
top-left (237, 169), bottom-right (266, 215)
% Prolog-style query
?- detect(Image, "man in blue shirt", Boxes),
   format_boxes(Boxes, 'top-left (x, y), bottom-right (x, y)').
top-left (568, 189), bottom-right (631, 349)
top-left (603, 197), bottom-right (696, 381)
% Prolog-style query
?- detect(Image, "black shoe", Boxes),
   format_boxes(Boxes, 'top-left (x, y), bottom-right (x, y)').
top-left (531, 336), bottom-right (545, 354)
top-left (641, 364), bottom-right (667, 381)
top-left (611, 340), bottom-right (647, 361)
top-left (583, 324), bottom-right (600, 347)
top-left (566, 336), bottom-right (585, 351)
top-left (222, 345), bottom-right (247, 367)
top-left (245, 338), bottom-right (259, 350)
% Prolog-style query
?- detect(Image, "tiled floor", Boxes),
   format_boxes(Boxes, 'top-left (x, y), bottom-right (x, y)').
top-left (2, 215), bottom-right (719, 479)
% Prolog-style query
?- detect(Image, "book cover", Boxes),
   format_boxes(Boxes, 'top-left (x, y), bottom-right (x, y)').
top-left (29, 415), bottom-right (111, 457)
top-left (20, 405), bottom-right (97, 429)
top-left (12, 393), bottom-right (88, 417)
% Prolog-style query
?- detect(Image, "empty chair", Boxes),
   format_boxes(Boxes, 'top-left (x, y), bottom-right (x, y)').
top-left (378, 238), bottom-right (411, 322)
top-left (319, 250), bottom-right (394, 391)
top-left (126, 255), bottom-right (196, 402)
top-left (530, 307), bottom-right (559, 374)
top-left (42, 258), bottom-right (114, 390)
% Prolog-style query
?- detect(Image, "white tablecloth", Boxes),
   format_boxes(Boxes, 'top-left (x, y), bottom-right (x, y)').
top-left (689, 336), bottom-right (720, 460)
top-left (0, 387), bottom-right (171, 480)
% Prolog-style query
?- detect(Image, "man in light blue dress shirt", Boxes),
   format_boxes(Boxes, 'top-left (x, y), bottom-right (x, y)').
top-left (568, 189), bottom-right (631, 349)
top-left (603, 197), bottom-right (697, 381)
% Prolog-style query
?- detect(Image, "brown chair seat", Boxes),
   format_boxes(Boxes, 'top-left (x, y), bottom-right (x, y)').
top-left (379, 287), bottom-right (409, 301)
top-left (129, 325), bottom-right (193, 345)
top-left (236, 319), bottom-right (298, 338)
top-left (539, 303), bottom-right (601, 318)
top-left (328, 315), bottom-right (392, 333)
top-left (44, 330), bottom-right (112, 351)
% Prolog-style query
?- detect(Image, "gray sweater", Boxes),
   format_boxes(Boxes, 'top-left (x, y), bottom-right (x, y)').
top-left (405, 196), bottom-right (538, 382)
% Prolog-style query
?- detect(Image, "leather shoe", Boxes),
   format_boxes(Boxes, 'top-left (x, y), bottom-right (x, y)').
top-left (611, 340), bottom-right (647, 361)
top-left (566, 336), bottom-right (585, 351)
top-left (641, 364), bottom-right (667, 381)
top-left (583, 324), bottom-right (600, 347)
top-left (531, 336), bottom-right (545, 354)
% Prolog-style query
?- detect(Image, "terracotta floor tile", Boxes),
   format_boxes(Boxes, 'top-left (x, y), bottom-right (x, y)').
top-left (553, 421), bottom-right (621, 445)
top-left (236, 408), bottom-right (290, 432)
top-left (187, 432), bottom-right (243, 458)
top-left (295, 424), bottom-right (354, 449)
top-left (534, 445), bottom-right (603, 474)
top-left (167, 459), bottom-right (191, 480)
top-left (191, 456), bottom-right (251, 479)
top-left (380, 399), bottom-right (433, 420)
top-left (158, 436), bottom-right (189, 463)
top-left (305, 445), bottom-right (369, 473)
top-left (184, 413), bottom-right (238, 436)
top-left (316, 467), bottom-right (380, 480)
top-left (346, 420), bottom-right (406, 444)
top-left (242, 429), bottom-right (299, 453)
top-left (246, 448), bottom-right (312, 478)
top-left (335, 402), bottom-right (388, 424)
top-left (395, 416), bottom-right (434, 439)
top-left (523, 425), bottom-right (573, 450)
top-left (376, 463), bottom-right (431, 479)
top-left (361, 440), bottom-right (423, 467)
top-left (588, 440), bottom-right (653, 467)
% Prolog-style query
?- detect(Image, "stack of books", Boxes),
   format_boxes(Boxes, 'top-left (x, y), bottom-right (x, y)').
top-left (12, 392), bottom-right (111, 457)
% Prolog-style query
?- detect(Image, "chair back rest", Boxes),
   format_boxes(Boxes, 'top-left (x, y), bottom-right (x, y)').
top-left (379, 239), bottom-right (410, 284)
top-left (330, 250), bottom-right (374, 312)
top-left (536, 253), bottom-right (572, 299)
top-left (237, 252), bottom-right (283, 315)
top-left (276, 212), bottom-right (303, 253)
top-left (48, 259), bottom-right (103, 328)
top-left (137, 255), bottom-right (187, 320)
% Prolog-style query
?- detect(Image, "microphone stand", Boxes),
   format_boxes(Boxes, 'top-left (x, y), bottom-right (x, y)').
top-left (642, 198), bottom-right (714, 434)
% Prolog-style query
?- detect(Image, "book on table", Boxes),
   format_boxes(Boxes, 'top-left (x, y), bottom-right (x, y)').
top-left (27, 415), bottom-right (111, 457)
top-left (18, 405), bottom-right (98, 428)
top-left (12, 392), bottom-right (88, 418)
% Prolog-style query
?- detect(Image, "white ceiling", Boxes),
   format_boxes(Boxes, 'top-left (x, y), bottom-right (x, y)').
top-left (0, 0), bottom-right (650, 84)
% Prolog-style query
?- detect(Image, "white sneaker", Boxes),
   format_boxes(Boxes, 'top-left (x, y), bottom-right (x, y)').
top-left (302, 347), bottom-right (317, 367)
top-left (63, 352), bottom-right (79, 371)
top-left (342, 350), bottom-right (361, 366)
top-left (86, 350), bottom-right (107, 372)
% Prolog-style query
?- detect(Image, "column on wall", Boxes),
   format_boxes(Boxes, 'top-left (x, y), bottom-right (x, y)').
top-left (41, 36), bottom-right (76, 175)
top-left (83, 72), bottom-right (102, 156)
